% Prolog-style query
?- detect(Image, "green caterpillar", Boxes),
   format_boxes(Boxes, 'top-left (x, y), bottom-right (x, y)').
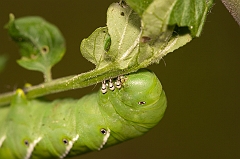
top-left (0, 69), bottom-right (167, 159)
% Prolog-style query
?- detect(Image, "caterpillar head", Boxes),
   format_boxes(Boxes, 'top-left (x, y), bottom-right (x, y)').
top-left (98, 69), bottom-right (167, 143)
top-left (115, 69), bottom-right (167, 128)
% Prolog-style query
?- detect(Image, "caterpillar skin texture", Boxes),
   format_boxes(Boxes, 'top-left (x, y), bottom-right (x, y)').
top-left (0, 69), bottom-right (167, 159)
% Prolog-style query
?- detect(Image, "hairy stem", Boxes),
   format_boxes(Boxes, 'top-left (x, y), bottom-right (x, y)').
top-left (0, 63), bottom-right (145, 106)
top-left (44, 67), bottom-right (52, 82)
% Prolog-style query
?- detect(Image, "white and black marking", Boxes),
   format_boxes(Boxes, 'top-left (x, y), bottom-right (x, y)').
top-left (138, 101), bottom-right (146, 105)
top-left (98, 128), bottom-right (110, 150)
top-left (24, 137), bottom-right (42, 159)
top-left (60, 134), bottom-right (79, 159)
top-left (100, 128), bottom-right (107, 135)
top-left (24, 140), bottom-right (30, 146)
top-left (62, 139), bottom-right (69, 145)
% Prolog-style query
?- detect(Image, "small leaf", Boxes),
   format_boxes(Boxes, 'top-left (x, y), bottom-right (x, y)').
top-left (81, 27), bottom-right (112, 69)
top-left (5, 14), bottom-right (66, 82)
top-left (140, 0), bottom-right (177, 42)
top-left (81, 3), bottom-right (143, 70)
top-left (106, 3), bottom-right (142, 69)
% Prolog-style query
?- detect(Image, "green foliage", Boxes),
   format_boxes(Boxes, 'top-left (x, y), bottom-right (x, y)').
top-left (81, 27), bottom-right (111, 69)
top-left (5, 14), bottom-right (66, 82)
top-left (126, 0), bottom-right (214, 37)
top-left (0, 0), bottom-right (213, 106)
top-left (168, 0), bottom-right (214, 37)
top-left (81, 0), bottom-right (213, 73)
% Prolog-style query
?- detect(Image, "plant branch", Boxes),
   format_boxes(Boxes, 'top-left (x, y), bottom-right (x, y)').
top-left (0, 63), bottom-right (144, 106)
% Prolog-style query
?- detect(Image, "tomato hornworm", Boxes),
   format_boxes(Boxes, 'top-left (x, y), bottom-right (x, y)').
top-left (0, 69), bottom-right (167, 159)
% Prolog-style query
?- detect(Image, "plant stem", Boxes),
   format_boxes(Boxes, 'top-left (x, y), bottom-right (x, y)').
top-left (0, 63), bottom-right (143, 106)
top-left (44, 67), bottom-right (52, 82)
top-left (0, 35), bottom-right (174, 107)
top-left (0, 92), bottom-right (14, 106)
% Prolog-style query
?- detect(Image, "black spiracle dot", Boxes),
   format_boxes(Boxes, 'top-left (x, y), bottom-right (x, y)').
top-left (62, 139), bottom-right (69, 145)
top-left (121, 12), bottom-right (125, 16)
top-left (100, 128), bottom-right (107, 135)
top-left (138, 101), bottom-right (146, 105)
top-left (24, 140), bottom-right (29, 146)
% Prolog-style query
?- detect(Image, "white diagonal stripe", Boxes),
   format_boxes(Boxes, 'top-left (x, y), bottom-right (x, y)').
top-left (25, 137), bottom-right (42, 159)
top-left (98, 128), bottom-right (111, 150)
top-left (60, 134), bottom-right (79, 159)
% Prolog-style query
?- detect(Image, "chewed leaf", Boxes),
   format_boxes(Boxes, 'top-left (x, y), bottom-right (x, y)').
top-left (106, 3), bottom-right (142, 69)
top-left (140, 0), bottom-right (177, 42)
top-left (127, 0), bottom-right (213, 39)
top-left (5, 14), bottom-right (66, 81)
top-left (126, 0), bottom-right (213, 62)
top-left (168, 0), bottom-right (214, 37)
top-left (80, 3), bottom-right (143, 69)
top-left (81, 27), bottom-right (113, 69)
top-left (79, 1), bottom-right (212, 85)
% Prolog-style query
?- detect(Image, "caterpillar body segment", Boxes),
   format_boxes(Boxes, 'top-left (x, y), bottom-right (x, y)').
top-left (0, 69), bottom-right (167, 159)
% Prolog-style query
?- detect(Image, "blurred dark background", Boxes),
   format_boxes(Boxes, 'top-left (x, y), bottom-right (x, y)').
top-left (0, 1), bottom-right (239, 158)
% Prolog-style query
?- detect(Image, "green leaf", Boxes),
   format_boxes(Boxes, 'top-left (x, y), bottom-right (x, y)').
top-left (168, 0), bottom-right (214, 37)
top-left (125, 0), bottom-right (213, 61)
top-left (81, 3), bottom-right (143, 70)
top-left (81, 3), bottom-right (178, 70)
top-left (81, 27), bottom-right (112, 69)
top-left (5, 14), bottom-right (66, 82)
top-left (127, 0), bottom-right (214, 38)
top-left (140, 0), bottom-right (177, 41)
top-left (106, 3), bottom-right (142, 69)
top-left (0, 1), bottom-right (214, 106)
top-left (124, 0), bottom-right (153, 16)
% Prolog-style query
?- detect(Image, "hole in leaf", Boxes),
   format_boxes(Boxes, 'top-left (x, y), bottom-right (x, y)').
top-left (41, 46), bottom-right (49, 54)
